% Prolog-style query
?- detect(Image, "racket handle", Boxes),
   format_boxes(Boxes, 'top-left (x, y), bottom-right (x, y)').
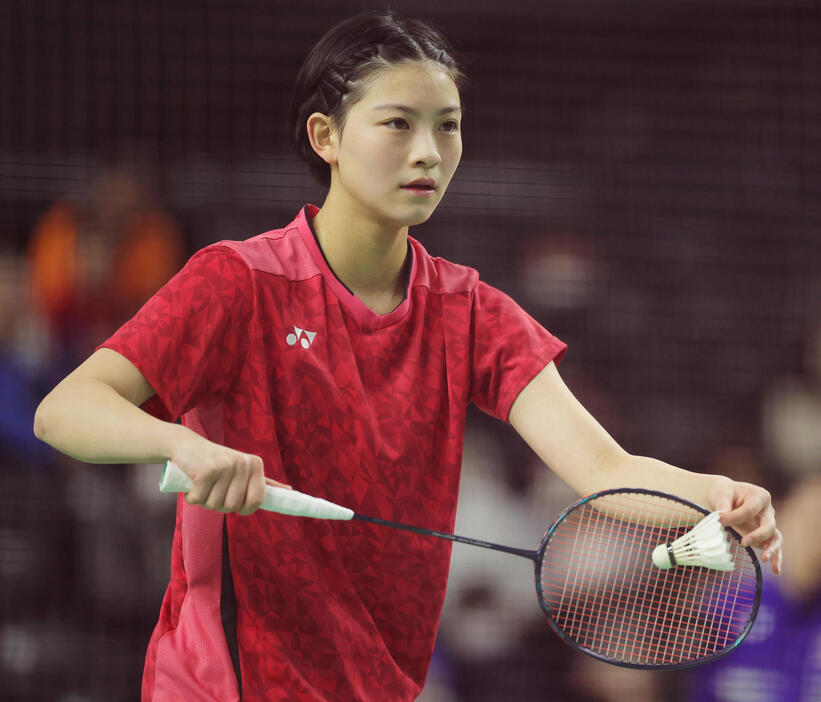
top-left (159, 461), bottom-right (355, 520)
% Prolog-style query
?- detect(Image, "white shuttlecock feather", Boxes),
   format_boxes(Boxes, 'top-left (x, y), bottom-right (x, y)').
top-left (651, 512), bottom-right (735, 571)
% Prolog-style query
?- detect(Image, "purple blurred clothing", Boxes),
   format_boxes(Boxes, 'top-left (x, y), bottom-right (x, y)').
top-left (689, 571), bottom-right (821, 702)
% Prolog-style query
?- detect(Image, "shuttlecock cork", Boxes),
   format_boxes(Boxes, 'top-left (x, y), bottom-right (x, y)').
top-left (652, 512), bottom-right (735, 571)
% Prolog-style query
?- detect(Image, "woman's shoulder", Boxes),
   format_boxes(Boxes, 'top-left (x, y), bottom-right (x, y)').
top-left (409, 237), bottom-right (480, 295)
top-left (195, 213), bottom-right (314, 280)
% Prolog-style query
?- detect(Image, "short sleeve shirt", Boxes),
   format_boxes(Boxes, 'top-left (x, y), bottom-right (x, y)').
top-left (102, 205), bottom-right (566, 702)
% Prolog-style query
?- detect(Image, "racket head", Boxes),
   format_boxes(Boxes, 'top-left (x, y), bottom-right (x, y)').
top-left (535, 488), bottom-right (761, 670)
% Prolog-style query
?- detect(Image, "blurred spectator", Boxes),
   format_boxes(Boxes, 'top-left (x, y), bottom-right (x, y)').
top-left (685, 319), bottom-right (821, 700)
top-left (14, 162), bottom-right (186, 700)
top-left (687, 476), bottom-right (821, 702)
top-left (570, 658), bottom-right (667, 702)
top-left (416, 642), bottom-right (461, 702)
top-left (27, 160), bottom-right (186, 368)
top-left (437, 418), bottom-right (584, 701)
top-left (761, 320), bottom-right (821, 479)
top-left (518, 233), bottom-right (604, 317)
top-left (440, 425), bottom-right (541, 663)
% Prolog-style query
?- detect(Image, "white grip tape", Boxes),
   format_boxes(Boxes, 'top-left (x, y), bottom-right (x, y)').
top-left (159, 461), bottom-right (354, 521)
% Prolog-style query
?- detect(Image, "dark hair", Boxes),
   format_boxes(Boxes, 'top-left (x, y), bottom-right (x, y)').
top-left (288, 11), bottom-right (466, 188)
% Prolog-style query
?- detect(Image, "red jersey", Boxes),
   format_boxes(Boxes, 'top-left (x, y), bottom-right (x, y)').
top-left (102, 206), bottom-right (566, 701)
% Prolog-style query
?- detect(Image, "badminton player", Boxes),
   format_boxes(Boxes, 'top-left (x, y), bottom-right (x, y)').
top-left (33, 11), bottom-right (782, 702)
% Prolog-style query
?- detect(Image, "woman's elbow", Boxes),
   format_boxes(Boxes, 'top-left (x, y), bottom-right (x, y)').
top-left (33, 395), bottom-right (55, 442)
top-left (33, 404), bottom-right (46, 442)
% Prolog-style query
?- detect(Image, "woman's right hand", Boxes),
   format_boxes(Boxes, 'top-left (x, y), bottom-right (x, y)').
top-left (171, 431), bottom-right (291, 515)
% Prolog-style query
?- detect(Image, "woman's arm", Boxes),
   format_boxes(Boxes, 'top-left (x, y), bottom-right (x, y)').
top-left (35, 348), bottom-right (180, 463)
top-left (509, 361), bottom-right (783, 574)
top-left (33, 348), bottom-right (283, 514)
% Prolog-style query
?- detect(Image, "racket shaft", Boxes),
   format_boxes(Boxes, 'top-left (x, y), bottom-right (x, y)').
top-left (159, 463), bottom-right (535, 558)
top-left (354, 513), bottom-right (537, 560)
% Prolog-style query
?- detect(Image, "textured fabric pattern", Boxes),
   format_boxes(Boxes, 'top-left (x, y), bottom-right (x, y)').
top-left (102, 206), bottom-right (566, 701)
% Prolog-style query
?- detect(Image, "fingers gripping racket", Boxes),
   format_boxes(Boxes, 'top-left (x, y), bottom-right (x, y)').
top-left (160, 462), bottom-right (761, 670)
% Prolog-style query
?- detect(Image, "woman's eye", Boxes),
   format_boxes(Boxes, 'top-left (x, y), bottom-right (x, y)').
top-left (385, 118), bottom-right (409, 129)
top-left (440, 120), bottom-right (460, 133)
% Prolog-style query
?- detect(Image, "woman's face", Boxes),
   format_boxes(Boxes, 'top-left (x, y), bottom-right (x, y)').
top-left (329, 61), bottom-right (463, 228)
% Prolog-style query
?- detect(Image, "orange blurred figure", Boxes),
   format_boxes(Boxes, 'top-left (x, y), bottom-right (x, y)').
top-left (28, 164), bottom-right (185, 358)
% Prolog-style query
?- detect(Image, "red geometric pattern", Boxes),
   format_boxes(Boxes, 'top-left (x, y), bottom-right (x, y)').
top-left (102, 206), bottom-right (566, 701)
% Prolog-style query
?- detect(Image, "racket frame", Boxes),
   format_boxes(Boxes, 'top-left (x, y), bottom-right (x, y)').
top-left (533, 487), bottom-right (762, 670)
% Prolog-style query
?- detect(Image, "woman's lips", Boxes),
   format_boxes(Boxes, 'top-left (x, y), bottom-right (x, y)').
top-left (401, 184), bottom-right (436, 196)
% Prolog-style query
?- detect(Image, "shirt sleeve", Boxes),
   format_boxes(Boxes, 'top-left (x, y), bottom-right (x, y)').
top-left (98, 244), bottom-right (254, 422)
top-left (469, 280), bottom-right (567, 421)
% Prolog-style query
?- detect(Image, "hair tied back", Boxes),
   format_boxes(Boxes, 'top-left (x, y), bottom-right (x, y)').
top-left (288, 11), bottom-right (465, 188)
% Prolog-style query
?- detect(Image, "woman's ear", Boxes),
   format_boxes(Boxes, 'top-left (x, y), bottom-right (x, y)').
top-left (306, 112), bottom-right (338, 166)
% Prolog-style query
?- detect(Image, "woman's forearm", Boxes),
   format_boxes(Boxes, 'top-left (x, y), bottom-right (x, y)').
top-left (600, 453), bottom-right (731, 509)
top-left (509, 362), bottom-right (731, 507)
top-left (34, 377), bottom-right (188, 464)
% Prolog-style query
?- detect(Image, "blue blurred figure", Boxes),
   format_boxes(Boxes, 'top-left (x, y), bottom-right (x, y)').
top-left (688, 477), bottom-right (821, 702)
top-left (0, 252), bottom-right (50, 463)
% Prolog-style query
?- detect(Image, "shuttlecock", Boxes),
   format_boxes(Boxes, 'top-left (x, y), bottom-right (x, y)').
top-left (651, 512), bottom-right (735, 571)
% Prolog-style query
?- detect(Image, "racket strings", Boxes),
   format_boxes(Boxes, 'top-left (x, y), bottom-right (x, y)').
top-left (538, 492), bottom-right (759, 667)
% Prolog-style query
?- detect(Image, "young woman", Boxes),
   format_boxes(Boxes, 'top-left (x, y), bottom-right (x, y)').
top-left (34, 11), bottom-right (782, 702)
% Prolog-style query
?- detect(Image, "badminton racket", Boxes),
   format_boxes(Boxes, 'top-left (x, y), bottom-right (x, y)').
top-left (159, 461), bottom-right (761, 669)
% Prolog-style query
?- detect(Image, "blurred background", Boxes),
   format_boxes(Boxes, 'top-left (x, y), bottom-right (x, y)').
top-left (1, 0), bottom-right (819, 700)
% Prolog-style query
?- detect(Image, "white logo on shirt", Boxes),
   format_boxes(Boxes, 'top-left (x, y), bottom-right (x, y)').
top-left (286, 326), bottom-right (317, 349)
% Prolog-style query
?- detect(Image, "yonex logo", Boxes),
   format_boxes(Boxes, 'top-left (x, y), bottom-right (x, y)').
top-left (286, 325), bottom-right (317, 349)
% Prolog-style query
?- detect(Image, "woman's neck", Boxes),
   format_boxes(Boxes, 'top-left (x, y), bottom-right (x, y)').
top-left (312, 194), bottom-right (410, 314)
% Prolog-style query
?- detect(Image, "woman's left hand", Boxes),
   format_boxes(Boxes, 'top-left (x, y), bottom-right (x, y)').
top-left (708, 479), bottom-right (783, 575)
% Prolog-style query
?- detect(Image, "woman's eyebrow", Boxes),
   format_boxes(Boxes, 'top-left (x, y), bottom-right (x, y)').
top-left (371, 104), bottom-right (462, 115)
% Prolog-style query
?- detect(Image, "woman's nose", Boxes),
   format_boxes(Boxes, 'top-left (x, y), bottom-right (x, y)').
top-left (410, 131), bottom-right (441, 168)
